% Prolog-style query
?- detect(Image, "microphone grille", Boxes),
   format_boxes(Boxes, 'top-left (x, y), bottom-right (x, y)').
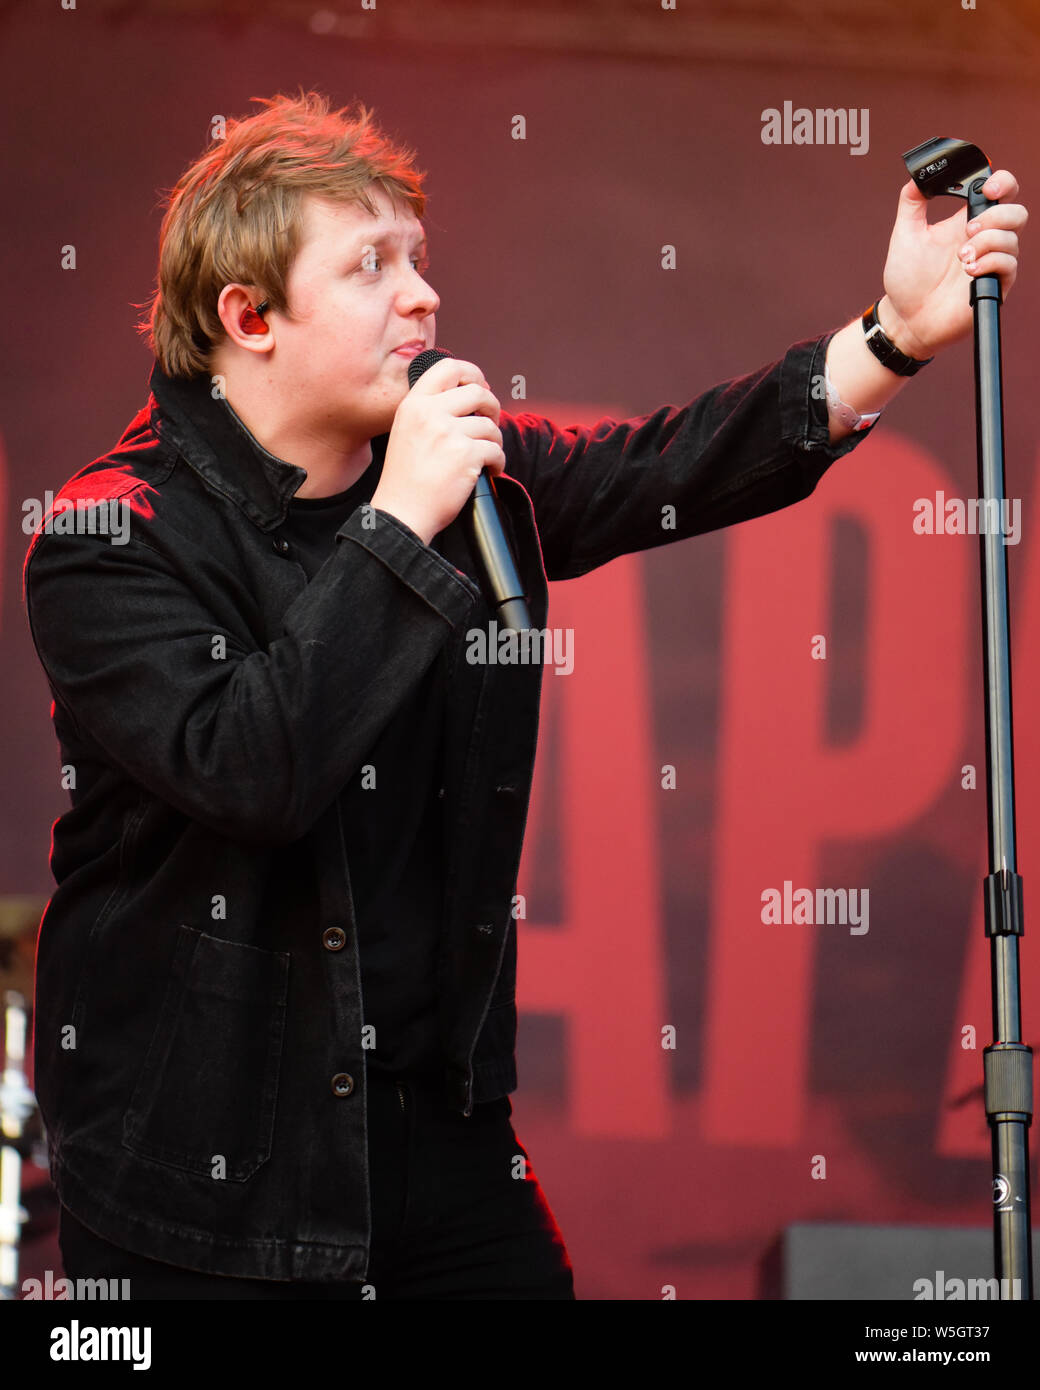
top-left (407, 346), bottom-right (455, 389)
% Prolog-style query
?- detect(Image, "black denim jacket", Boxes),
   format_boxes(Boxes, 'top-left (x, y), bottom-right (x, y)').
top-left (22, 333), bottom-right (873, 1281)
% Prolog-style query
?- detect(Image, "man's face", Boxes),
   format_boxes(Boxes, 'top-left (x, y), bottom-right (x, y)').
top-left (270, 187), bottom-right (438, 443)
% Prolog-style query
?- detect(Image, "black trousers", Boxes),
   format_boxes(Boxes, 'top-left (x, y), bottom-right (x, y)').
top-left (58, 1070), bottom-right (576, 1299)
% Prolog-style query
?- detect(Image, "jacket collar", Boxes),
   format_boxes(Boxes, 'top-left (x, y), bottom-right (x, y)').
top-left (147, 359), bottom-right (389, 532)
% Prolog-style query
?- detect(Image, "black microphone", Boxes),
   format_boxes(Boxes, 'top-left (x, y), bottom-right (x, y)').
top-left (407, 347), bottom-right (531, 633)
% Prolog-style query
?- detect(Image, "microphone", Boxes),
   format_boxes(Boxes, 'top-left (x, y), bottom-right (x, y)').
top-left (407, 347), bottom-right (531, 633)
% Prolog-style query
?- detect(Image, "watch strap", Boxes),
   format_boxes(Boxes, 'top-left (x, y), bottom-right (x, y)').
top-left (861, 300), bottom-right (933, 376)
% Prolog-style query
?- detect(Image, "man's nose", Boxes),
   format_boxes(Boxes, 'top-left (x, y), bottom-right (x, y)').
top-left (413, 289), bottom-right (439, 317)
top-left (402, 276), bottom-right (438, 315)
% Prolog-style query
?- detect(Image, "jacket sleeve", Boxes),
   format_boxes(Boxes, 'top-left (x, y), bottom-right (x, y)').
top-left (23, 506), bottom-right (480, 847)
top-left (499, 331), bottom-right (877, 582)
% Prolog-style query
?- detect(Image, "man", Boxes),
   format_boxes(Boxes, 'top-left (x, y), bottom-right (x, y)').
top-left (22, 91), bottom-right (1025, 1299)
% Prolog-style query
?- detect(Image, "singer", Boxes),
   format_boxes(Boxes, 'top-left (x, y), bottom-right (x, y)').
top-left (22, 91), bottom-right (1026, 1299)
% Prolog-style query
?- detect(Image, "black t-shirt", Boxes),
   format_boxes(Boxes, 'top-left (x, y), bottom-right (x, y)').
top-left (278, 443), bottom-right (448, 1081)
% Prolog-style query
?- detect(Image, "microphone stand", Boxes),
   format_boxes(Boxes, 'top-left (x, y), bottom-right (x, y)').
top-left (904, 138), bottom-right (1033, 1299)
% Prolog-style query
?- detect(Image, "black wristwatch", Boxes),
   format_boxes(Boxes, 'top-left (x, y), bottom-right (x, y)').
top-left (861, 300), bottom-right (934, 376)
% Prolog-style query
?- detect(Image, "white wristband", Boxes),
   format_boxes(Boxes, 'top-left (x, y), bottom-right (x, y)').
top-left (824, 361), bottom-right (882, 433)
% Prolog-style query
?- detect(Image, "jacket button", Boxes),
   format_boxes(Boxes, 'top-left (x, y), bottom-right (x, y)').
top-left (438, 786), bottom-right (446, 799)
top-left (331, 1072), bottom-right (354, 1097)
top-left (323, 927), bottom-right (346, 951)
top-left (475, 923), bottom-right (494, 936)
top-left (273, 537), bottom-right (290, 554)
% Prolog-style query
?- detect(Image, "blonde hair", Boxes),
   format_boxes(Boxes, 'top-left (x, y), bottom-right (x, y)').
top-left (137, 89), bottom-right (427, 379)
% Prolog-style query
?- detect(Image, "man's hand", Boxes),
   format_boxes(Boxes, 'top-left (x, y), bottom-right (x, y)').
top-left (881, 170), bottom-right (1027, 360)
top-left (823, 168), bottom-right (1027, 442)
top-left (371, 357), bottom-right (505, 547)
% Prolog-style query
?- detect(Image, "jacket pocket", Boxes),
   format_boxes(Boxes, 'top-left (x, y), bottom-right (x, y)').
top-left (122, 925), bottom-right (290, 1181)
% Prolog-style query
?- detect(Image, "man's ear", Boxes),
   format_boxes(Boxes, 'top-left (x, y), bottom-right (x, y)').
top-left (217, 284), bottom-right (274, 353)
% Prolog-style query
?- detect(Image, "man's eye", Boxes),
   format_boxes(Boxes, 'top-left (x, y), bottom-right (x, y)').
top-left (357, 253), bottom-right (428, 273)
